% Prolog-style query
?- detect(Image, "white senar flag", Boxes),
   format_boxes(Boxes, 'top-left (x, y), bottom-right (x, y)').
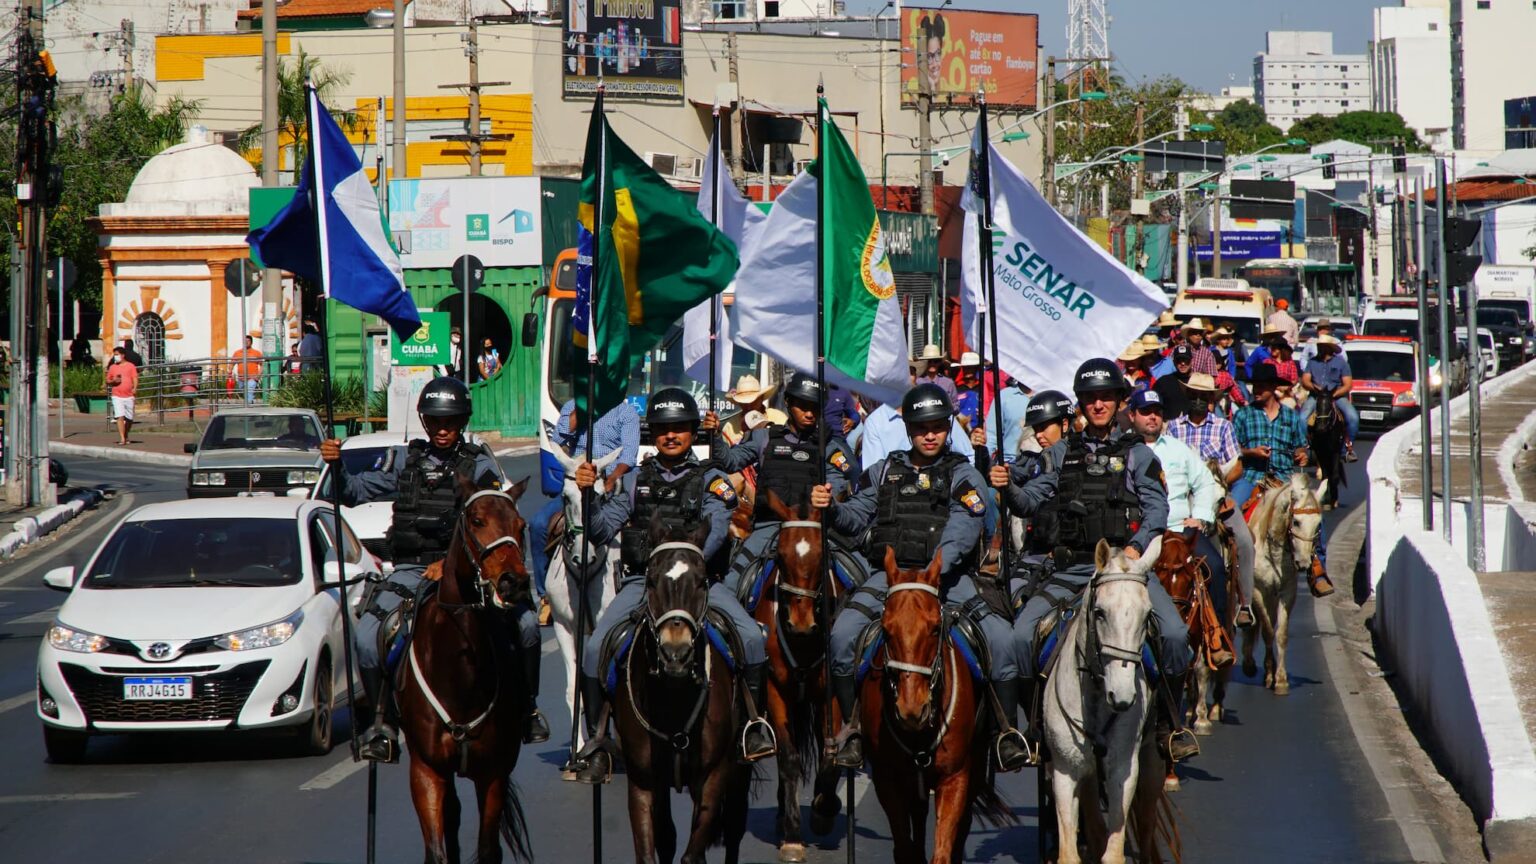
top-left (682, 129), bottom-right (766, 396)
top-left (961, 140), bottom-right (1166, 392)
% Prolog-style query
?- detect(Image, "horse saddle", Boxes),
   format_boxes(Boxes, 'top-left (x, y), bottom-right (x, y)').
top-left (737, 532), bottom-right (865, 615)
top-left (600, 608), bottom-right (742, 695)
top-left (854, 609), bottom-right (987, 689)
top-left (545, 508), bottom-right (567, 556)
top-left (1032, 591), bottom-right (1158, 681)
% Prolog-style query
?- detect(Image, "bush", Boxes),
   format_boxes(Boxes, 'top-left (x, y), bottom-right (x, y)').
top-left (47, 364), bottom-right (110, 396)
top-left (268, 372), bottom-right (372, 415)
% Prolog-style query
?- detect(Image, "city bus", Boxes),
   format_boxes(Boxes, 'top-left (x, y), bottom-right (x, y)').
top-left (1235, 259), bottom-right (1359, 316)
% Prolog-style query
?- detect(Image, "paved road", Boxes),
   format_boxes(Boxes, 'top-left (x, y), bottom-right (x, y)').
top-left (0, 446), bottom-right (1419, 862)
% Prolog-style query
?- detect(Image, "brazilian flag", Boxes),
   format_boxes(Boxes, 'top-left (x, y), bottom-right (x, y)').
top-left (574, 94), bottom-right (740, 417)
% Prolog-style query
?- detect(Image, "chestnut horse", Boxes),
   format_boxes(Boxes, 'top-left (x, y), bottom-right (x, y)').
top-left (862, 549), bottom-right (1011, 864)
top-left (613, 519), bottom-right (751, 864)
top-left (399, 471), bottom-right (533, 864)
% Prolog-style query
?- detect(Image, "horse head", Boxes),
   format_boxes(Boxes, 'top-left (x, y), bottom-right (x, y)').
top-left (1152, 530), bottom-right (1197, 608)
top-left (880, 547), bottom-right (944, 733)
top-left (764, 489), bottom-right (824, 636)
top-left (448, 467), bottom-right (530, 609)
top-left (1090, 537), bottom-right (1162, 713)
top-left (644, 517), bottom-right (713, 679)
top-left (540, 422), bottom-right (622, 573)
top-left (1287, 473), bottom-right (1323, 572)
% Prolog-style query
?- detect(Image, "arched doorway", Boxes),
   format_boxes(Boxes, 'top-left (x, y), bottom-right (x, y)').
top-left (134, 312), bottom-right (166, 365)
top-left (436, 293), bottom-right (513, 383)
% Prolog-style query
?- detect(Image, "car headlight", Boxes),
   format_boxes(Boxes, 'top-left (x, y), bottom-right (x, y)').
top-left (215, 609), bottom-right (304, 651)
top-left (1511, 337), bottom-right (1524, 345)
top-left (47, 622), bottom-right (109, 653)
top-left (191, 471), bottom-right (227, 487)
top-left (1393, 390), bottom-right (1418, 406)
top-left (287, 470), bottom-right (320, 485)
top-left (1430, 372), bottom-right (1443, 388)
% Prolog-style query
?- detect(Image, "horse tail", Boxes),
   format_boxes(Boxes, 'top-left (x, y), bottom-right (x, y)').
top-left (1127, 776), bottom-right (1183, 864)
top-left (790, 691), bottom-right (824, 779)
top-left (966, 744), bottom-right (1017, 828)
top-left (497, 777), bottom-right (534, 864)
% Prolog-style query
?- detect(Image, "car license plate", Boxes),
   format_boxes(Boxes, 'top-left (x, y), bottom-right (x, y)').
top-left (1361, 410), bottom-right (1386, 421)
top-left (123, 676), bottom-right (192, 701)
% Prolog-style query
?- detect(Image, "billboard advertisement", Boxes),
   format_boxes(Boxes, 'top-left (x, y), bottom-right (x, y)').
top-left (1192, 231), bottom-right (1283, 261)
top-left (900, 7), bottom-right (1038, 108)
top-left (563, 0), bottom-right (684, 102)
top-left (386, 177), bottom-right (543, 270)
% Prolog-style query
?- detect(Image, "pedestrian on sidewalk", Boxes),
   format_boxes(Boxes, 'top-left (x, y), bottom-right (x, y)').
top-left (105, 346), bottom-right (138, 446)
top-left (232, 335), bottom-right (263, 406)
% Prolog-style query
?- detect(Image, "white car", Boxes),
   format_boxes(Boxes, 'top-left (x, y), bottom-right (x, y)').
top-left (1456, 326), bottom-right (1501, 379)
top-left (36, 498), bottom-right (377, 762)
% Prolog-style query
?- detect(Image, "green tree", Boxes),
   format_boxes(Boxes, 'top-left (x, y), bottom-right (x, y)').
top-left (1286, 111), bottom-right (1424, 151)
top-left (1205, 99), bottom-right (1286, 157)
top-left (237, 49), bottom-right (355, 176)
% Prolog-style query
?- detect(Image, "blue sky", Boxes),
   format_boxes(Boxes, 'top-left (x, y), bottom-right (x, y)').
top-left (848, 0), bottom-right (1385, 92)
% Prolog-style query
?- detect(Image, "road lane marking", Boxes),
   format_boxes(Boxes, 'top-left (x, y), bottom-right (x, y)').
top-left (0, 793), bottom-right (138, 804)
top-left (300, 756), bottom-right (369, 791)
top-left (542, 637), bottom-right (557, 656)
top-left (0, 691), bottom-right (35, 714)
top-left (5, 605), bottom-right (60, 626)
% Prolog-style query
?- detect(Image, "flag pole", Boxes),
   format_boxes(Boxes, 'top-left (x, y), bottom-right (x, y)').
top-left (708, 106), bottom-right (722, 427)
top-left (975, 94), bottom-right (1013, 589)
top-left (304, 80), bottom-right (374, 864)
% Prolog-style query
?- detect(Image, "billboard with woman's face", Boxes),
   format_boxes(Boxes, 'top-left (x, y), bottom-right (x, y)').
top-left (900, 7), bottom-right (1039, 109)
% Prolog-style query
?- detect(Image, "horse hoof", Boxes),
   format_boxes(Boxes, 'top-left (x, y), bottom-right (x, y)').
top-left (810, 793), bottom-right (841, 836)
top-left (1274, 681), bottom-right (1290, 696)
top-left (1242, 659), bottom-right (1258, 678)
top-left (779, 843), bottom-right (808, 863)
top-left (1210, 705), bottom-right (1224, 722)
top-left (1163, 775), bottom-right (1182, 793)
top-left (1193, 719), bottom-right (1215, 736)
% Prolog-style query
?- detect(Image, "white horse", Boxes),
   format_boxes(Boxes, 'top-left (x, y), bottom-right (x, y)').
top-left (539, 426), bottom-right (622, 764)
top-left (1241, 473), bottom-right (1324, 696)
top-left (1044, 537), bottom-right (1170, 864)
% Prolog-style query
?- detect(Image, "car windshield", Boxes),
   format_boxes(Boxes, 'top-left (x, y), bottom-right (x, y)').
top-left (1362, 318), bottom-right (1420, 340)
top-left (83, 518), bottom-right (303, 588)
top-left (1479, 299), bottom-right (1529, 324)
top-left (201, 414), bottom-right (322, 451)
top-left (1350, 351), bottom-right (1416, 382)
top-left (1477, 306), bottom-right (1523, 328)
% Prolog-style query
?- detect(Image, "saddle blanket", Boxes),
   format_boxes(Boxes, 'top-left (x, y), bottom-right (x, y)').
top-left (855, 623), bottom-right (985, 688)
top-left (1035, 597), bottom-right (1158, 679)
top-left (741, 545), bottom-right (860, 615)
top-left (602, 616), bottom-right (740, 695)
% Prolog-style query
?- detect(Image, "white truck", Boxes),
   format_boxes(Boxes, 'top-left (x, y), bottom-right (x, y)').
top-left (1475, 264), bottom-right (1536, 328)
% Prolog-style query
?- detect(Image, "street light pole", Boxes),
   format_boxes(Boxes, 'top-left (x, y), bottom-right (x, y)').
top-left (1434, 158), bottom-right (1453, 542)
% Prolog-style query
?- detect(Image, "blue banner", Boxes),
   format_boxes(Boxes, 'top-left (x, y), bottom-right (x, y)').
top-left (1192, 230), bottom-right (1282, 261)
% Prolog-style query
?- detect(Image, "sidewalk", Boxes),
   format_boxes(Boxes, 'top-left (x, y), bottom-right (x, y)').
top-left (0, 488), bottom-right (106, 561)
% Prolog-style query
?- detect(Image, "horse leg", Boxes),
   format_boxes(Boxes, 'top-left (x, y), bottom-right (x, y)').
top-left (767, 679), bottom-right (806, 862)
top-left (1273, 596), bottom-right (1292, 696)
top-left (681, 764), bottom-right (731, 864)
top-left (930, 768), bottom-right (970, 864)
top-left (653, 774), bottom-right (678, 864)
top-left (723, 765), bottom-right (751, 864)
top-left (443, 773), bottom-right (462, 864)
top-left (871, 764), bottom-right (920, 864)
top-left (409, 757), bottom-right (454, 864)
top-left (1100, 727), bottom-right (1142, 864)
top-left (1261, 586), bottom-right (1279, 691)
top-left (472, 775), bottom-right (507, 864)
top-left (625, 769), bottom-right (663, 864)
top-left (1193, 656), bottom-right (1215, 736)
top-left (1050, 767), bottom-right (1085, 864)
top-left (1240, 606), bottom-right (1259, 680)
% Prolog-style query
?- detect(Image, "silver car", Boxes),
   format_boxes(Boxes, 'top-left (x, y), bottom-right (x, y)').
top-left (186, 408), bottom-right (325, 498)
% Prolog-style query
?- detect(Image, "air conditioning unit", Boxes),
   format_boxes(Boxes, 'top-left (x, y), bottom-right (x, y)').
top-left (794, 158), bottom-right (813, 174)
top-left (644, 151), bottom-right (678, 177)
top-left (677, 156), bottom-right (704, 180)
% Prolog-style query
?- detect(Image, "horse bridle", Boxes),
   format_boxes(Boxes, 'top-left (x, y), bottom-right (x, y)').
top-left (629, 541), bottom-right (713, 753)
top-left (1080, 570), bottom-right (1149, 682)
top-left (645, 541), bottom-right (710, 666)
top-left (879, 580), bottom-right (954, 766)
top-left (773, 521), bottom-right (827, 603)
top-left (450, 488), bottom-right (526, 610)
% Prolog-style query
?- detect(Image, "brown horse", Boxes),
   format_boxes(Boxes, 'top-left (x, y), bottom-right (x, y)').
top-left (613, 519), bottom-right (751, 864)
top-left (399, 471), bottom-right (533, 864)
top-left (862, 549), bottom-right (1011, 864)
top-left (754, 491), bottom-right (848, 862)
top-left (1152, 530), bottom-right (1236, 793)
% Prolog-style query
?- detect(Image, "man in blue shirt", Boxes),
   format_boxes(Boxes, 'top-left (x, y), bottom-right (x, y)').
top-left (822, 382), bottom-right (861, 436)
top-left (980, 376), bottom-right (1032, 464)
top-left (1299, 334), bottom-right (1358, 462)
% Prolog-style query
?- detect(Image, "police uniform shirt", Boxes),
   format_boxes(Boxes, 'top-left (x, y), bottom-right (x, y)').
top-left (714, 424), bottom-right (856, 498)
top-left (999, 447), bottom-right (1060, 518)
top-left (336, 441), bottom-right (502, 508)
top-left (1037, 433), bottom-right (1170, 556)
top-left (827, 449), bottom-right (987, 580)
top-left (587, 455), bottom-right (735, 563)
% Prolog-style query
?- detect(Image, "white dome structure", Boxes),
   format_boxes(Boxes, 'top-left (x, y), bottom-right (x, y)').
top-left (105, 125), bottom-right (258, 217)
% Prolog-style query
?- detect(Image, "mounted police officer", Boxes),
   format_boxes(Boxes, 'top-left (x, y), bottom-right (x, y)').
top-left (320, 376), bottom-right (548, 763)
top-left (569, 387), bottom-right (777, 784)
top-left (1000, 390), bottom-right (1075, 599)
top-left (707, 374), bottom-right (860, 598)
top-left (811, 383), bottom-right (1032, 773)
top-left (994, 358), bottom-right (1198, 764)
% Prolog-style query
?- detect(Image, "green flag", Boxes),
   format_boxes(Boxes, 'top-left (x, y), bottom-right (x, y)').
top-left (575, 97), bottom-right (740, 418)
top-left (817, 99), bottom-right (909, 397)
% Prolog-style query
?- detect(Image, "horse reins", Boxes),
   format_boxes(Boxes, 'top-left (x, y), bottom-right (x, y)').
top-left (769, 520), bottom-right (842, 686)
top-left (446, 488), bottom-right (527, 610)
top-left (878, 580), bottom-right (957, 767)
top-left (629, 541), bottom-right (714, 763)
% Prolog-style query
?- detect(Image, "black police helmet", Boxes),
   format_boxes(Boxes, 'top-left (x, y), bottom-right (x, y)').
top-left (1072, 357), bottom-right (1128, 396)
top-left (901, 383), bottom-right (954, 424)
top-left (646, 387), bottom-right (699, 426)
top-left (1025, 390), bottom-right (1074, 427)
top-left (417, 376), bottom-right (473, 417)
top-left (783, 374), bottom-right (821, 406)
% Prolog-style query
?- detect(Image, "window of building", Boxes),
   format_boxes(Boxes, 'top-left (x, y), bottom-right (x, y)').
top-left (713, 0), bottom-right (744, 18)
top-left (1476, 0), bottom-right (1490, 8)
top-left (1293, 83), bottom-right (1300, 90)
top-left (1429, 22), bottom-right (1439, 30)
top-left (764, 0), bottom-right (779, 14)
top-left (1342, 100), bottom-right (1350, 108)
top-left (1293, 100), bottom-right (1301, 107)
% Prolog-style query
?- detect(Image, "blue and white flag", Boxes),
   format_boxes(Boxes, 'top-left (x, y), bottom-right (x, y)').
top-left (961, 129), bottom-right (1165, 392)
top-left (247, 85), bottom-right (419, 339)
top-left (682, 124), bottom-right (765, 395)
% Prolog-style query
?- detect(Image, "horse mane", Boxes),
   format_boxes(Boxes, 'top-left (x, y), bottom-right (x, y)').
top-left (1247, 478), bottom-right (1294, 546)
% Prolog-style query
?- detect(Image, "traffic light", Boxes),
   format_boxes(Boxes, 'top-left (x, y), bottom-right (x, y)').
top-left (1392, 142), bottom-right (1407, 177)
top-left (1444, 215), bottom-right (1482, 288)
top-left (1321, 153), bottom-right (1336, 180)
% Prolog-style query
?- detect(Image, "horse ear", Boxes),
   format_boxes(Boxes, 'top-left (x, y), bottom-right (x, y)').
top-left (505, 476), bottom-right (529, 502)
top-left (1094, 538), bottom-right (1112, 572)
top-left (1137, 536), bottom-right (1163, 575)
top-left (925, 550), bottom-right (943, 584)
top-left (882, 546), bottom-right (898, 579)
top-left (1315, 478), bottom-right (1329, 504)
top-left (763, 488), bottom-right (793, 522)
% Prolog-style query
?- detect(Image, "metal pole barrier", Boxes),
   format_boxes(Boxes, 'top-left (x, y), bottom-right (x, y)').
top-left (57, 257), bottom-right (64, 440)
top-left (1466, 232), bottom-right (1485, 570)
top-left (1435, 158), bottom-right (1453, 542)
top-left (1414, 178), bottom-right (1433, 531)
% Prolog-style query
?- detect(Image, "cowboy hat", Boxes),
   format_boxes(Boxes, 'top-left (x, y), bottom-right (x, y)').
top-left (1155, 310), bottom-right (1180, 328)
top-left (1213, 325), bottom-right (1236, 338)
top-left (729, 374), bottom-right (776, 405)
top-left (1119, 342), bottom-right (1149, 362)
top-left (909, 343), bottom-right (947, 369)
top-left (1181, 371), bottom-right (1220, 393)
top-left (1181, 317), bottom-right (1210, 333)
top-left (1138, 334), bottom-right (1165, 352)
top-left (1314, 333), bottom-right (1342, 349)
top-left (954, 351), bottom-right (983, 367)
top-left (1262, 323), bottom-right (1288, 337)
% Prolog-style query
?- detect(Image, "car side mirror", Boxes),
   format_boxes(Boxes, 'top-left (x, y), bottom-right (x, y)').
top-left (43, 566), bottom-right (76, 592)
top-left (183, 442), bottom-right (197, 454)
top-left (521, 312), bottom-right (539, 348)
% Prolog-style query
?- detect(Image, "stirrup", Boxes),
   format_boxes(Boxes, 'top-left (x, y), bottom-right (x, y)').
top-left (1162, 727), bottom-right (1200, 763)
top-left (994, 727), bottom-right (1035, 771)
top-left (573, 748), bottom-right (613, 785)
top-left (360, 722), bottom-right (400, 764)
top-left (740, 717), bottom-right (778, 763)
top-left (1235, 605), bottom-right (1256, 629)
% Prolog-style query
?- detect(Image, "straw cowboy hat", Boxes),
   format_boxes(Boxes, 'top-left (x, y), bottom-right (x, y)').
top-left (909, 343), bottom-right (947, 369)
top-left (1181, 317), bottom-right (1210, 333)
top-left (1119, 340), bottom-right (1150, 362)
top-left (954, 351), bottom-right (983, 367)
top-left (1181, 371), bottom-right (1221, 394)
top-left (728, 374), bottom-right (776, 405)
top-left (1314, 333), bottom-right (1342, 350)
top-left (1137, 334), bottom-right (1165, 353)
top-left (1155, 310), bottom-right (1180, 329)
top-left (1213, 325), bottom-right (1236, 338)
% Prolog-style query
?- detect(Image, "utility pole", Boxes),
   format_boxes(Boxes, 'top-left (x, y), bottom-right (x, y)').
top-left (727, 34), bottom-right (744, 184)
top-left (1175, 104), bottom-right (1189, 290)
top-left (119, 18), bottom-right (135, 89)
top-left (260, 0), bottom-right (282, 353)
top-left (1043, 56), bottom-right (1057, 206)
top-left (392, 0), bottom-right (406, 177)
top-left (1211, 190), bottom-right (1223, 279)
top-left (918, 55), bottom-right (935, 214)
top-left (436, 19), bottom-right (512, 177)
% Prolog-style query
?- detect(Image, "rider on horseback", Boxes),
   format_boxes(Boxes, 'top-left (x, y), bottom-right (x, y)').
top-left (321, 376), bottom-right (549, 763)
top-left (708, 373), bottom-right (861, 598)
top-left (570, 387), bottom-right (777, 784)
top-left (812, 383), bottom-right (1034, 773)
top-left (1299, 332), bottom-right (1358, 463)
top-left (1000, 389), bottom-right (1075, 598)
top-left (995, 358), bottom-right (1199, 764)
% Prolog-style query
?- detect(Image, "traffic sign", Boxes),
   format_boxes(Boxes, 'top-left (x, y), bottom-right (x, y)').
top-left (224, 259), bottom-right (260, 298)
top-left (47, 258), bottom-right (76, 293)
top-left (451, 254), bottom-right (485, 294)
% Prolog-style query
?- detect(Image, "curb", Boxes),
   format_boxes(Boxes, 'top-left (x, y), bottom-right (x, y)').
top-left (493, 444), bottom-right (538, 458)
top-left (0, 488), bottom-right (105, 562)
top-left (49, 441), bottom-right (192, 467)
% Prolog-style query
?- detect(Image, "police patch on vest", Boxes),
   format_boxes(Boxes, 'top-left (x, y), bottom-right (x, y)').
top-left (917, 473), bottom-right (931, 490)
top-left (830, 450), bottom-right (849, 472)
top-left (1109, 457), bottom-right (1125, 472)
top-left (960, 489), bottom-right (986, 515)
top-left (791, 450), bottom-right (810, 461)
top-left (709, 477), bottom-right (737, 506)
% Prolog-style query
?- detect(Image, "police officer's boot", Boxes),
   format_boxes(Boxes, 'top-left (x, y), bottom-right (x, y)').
top-left (522, 645), bottom-right (550, 744)
top-left (573, 677), bottom-right (613, 785)
top-left (739, 664), bottom-right (778, 763)
top-left (991, 679), bottom-right (1034, 772)
top-left (829, 673), bottom-right (864, 769)
top-left (359, 664), bottom-right (400, 764)
top-left (1156, 672), bottom-right (1200, 764)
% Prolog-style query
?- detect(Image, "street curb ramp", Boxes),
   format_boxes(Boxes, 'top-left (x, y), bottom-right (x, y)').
top-left (49, 441), bottom-right (192, 467)
top-left (0, 488), bottom-right (105, 562)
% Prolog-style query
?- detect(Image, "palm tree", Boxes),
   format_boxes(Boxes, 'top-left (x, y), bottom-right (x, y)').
top-left (238, 50), bottom-right (356, 182)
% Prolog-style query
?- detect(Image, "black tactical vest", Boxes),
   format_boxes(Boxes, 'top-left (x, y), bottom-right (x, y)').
top-left (1033, 432), bottom-right (1144, 560)
top-left (866, 451), bottom-right (976, 571)
top-left (620, 458), bottom-right (707, 573)
top-left (386, 441), bottom-right (481, 564)
top-left (754, 426), bottom-right (825, 520)
top-left (1015, 450), bottom-right (1055, 556)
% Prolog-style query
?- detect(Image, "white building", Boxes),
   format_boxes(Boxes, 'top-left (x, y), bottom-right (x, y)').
top-left (1369, 3), bottom-right (1452, 150)
top-left (1253, 31), bottom-right (1371, 131)
top-left (688, 0), bottom-right (844, 22)
top-left (1451, 0), bottom-right (1536, 153)
top-left (43, 0), bottom-right (243, 90)
top-left (1189, 85), bottom-right (1256, 115)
